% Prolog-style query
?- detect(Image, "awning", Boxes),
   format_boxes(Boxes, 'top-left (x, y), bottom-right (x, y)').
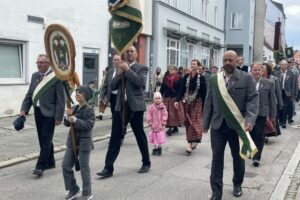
top-left (163, 27), bottom-right (224, 49)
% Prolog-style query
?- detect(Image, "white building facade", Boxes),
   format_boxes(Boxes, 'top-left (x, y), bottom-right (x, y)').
top-left (151, 0), bottom-right (225, 75)
top-left (0, 0), bottom-right (110, 117)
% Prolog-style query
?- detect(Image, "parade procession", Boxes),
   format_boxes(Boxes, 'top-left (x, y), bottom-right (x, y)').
top-left (1, 0), bottom-right (300, 200)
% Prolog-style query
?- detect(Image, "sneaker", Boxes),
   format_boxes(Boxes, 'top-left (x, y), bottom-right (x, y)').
top-left (75, 195), bottom-right (93, 200)
top-left (65, 186), bottom-right (80, 200)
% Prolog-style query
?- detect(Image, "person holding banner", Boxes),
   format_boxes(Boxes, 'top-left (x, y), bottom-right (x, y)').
top-left (20, 54), bottom-right (66, 177)
top-left (203, 50), bottom-right (259, 200)
top-left (96, 46), bottom-right (151, 178)
top-left (62, 85), bottom-right (95, 200)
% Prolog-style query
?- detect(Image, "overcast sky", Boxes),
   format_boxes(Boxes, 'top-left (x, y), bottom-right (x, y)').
top-left (273, 0), bottom-right (300, 50)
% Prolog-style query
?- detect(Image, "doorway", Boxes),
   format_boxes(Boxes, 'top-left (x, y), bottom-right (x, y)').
top-left (82, 53), bottom-right (99, 89)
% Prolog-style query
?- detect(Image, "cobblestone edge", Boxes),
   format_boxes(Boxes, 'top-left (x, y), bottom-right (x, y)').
top-left (269, 142), bottom-right (300, 200)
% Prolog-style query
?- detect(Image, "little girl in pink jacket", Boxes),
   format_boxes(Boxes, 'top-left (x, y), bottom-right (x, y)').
top-left (147, 92), bottom-right (168, 156)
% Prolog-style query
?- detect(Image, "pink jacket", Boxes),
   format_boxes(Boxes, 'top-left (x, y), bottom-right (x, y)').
top-left (146, 103), bottom-right (168, 132)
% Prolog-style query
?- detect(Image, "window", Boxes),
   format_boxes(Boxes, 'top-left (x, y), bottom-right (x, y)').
top-left (0, 40), bottom-right (26, 84)
top-left (167, 38), bottom-right (180, 66)
top-left (180, 40), bottom-right (188, 67)
top-left (188, 44), bottom-right (197, 65)
top-left (214, 6), bottom-right (218, 27)
top-left (201, 46), bottom-right (210, 67)
top-left (214, 50), bottom-right (220, 67)
top-left (166, 0), bottom-right (177, 8)
top-left (231, 13), bottom-right (243, 29)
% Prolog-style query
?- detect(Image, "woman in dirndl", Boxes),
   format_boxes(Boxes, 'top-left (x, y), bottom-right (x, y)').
top-left (176, 59), bottom-right (207, 155)
top-left (262, 63), bottom-right (283, 142)
top-left (160, 65), bottom-right (185, 136)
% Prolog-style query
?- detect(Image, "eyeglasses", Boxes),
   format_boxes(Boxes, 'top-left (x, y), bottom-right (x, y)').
top-left (36, 61), bottom-right (49, 64)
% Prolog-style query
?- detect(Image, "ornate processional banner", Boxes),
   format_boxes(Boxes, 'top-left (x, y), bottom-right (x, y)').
top-left (44, 24), bottom-right (76, 81)
top-left (108, 0), bottom-right (143, 54)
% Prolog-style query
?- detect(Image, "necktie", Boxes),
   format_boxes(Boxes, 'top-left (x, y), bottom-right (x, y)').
top-left (39, 74), bottom-right (44, 82)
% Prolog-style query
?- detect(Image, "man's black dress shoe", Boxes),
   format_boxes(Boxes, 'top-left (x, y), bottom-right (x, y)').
top-left (233, 185), bottom-right (242, 197)
top-left (96, 169), bottom-right (113, 178)
top-left (210, 195), bottom-right (221, 200)
top-left (288, 119), bottom-right (294, 124)
top-left (253, 160), bottom-right (260, 167)
top-left (138, 164), bottom-right (151, 173)
top-left (33, 169), bottom-right (44, 176)
top-left (282, 124), bottom-right (286, 128)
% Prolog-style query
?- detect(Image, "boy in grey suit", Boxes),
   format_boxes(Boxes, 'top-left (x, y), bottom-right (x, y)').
top-left (20, 54), bottom-right (65, 176)
top-left (62, 85), bottom-right (95, 200)
top-left (250, 63), bottom-right (276, 167)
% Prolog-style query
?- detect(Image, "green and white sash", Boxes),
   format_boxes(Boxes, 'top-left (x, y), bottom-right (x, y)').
top-left (211, 72), bottom-right (258, 159)
top-left (32, 71), bottom-right (58, 107)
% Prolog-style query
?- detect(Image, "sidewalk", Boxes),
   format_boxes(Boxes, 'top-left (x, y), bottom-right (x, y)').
top-left (0, 107), bottom-right (114, 168)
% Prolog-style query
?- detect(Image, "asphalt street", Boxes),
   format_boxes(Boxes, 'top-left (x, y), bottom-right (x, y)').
top-left (0, 106), bottom-right (300, 200)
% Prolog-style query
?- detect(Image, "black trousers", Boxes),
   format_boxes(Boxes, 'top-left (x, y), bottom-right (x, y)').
top-left (279, 90), bottom-right (292, 125)
top-left (250, 116), bottom-right (266, 161)
top-left (34, 107), bottom-right (55, 170)
top-left (104, 104), bottom-right (151, 172)
top-left (210, 120), bottom-right (245, 199)
top-left (109, 93), bottom-right (117, 116)
top-left (287, 100), bottom-right (294, 121)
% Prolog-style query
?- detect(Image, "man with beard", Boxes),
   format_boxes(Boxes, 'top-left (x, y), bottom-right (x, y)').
top-left (96, 46), bottom-right (151, 178)
top-left (203, 50), bottom-right (258, 200)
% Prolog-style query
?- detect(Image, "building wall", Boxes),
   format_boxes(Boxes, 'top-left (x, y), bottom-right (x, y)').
top-left (0, 0), bottom-right (110, 117)
top-left (225, 0), bottom-right (255, 64)
top-left (153, 1), bottom-right (225, 74)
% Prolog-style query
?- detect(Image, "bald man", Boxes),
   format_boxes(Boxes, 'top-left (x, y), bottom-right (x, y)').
top-left (96, 46), bottom-right (151, 178)
top-left (203, 50), bottom-right (258, 200)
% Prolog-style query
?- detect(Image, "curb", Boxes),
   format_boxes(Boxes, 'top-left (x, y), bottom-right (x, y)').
top-left (0, 125), bottom-right (148, 169)
top-left (269, 141), bottom-right (300, 200)
top-left (0, 133), bottom-right (111, 169)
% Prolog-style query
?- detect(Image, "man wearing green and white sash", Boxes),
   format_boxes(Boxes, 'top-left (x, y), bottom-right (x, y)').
top-left (20, 54), bottom-right (66, 177)
top-left (203, 51), bottom-right (259, 200)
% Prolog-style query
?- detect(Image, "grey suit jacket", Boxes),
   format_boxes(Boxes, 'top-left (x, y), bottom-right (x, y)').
top-left (64, 104), bottom-right (95, 151)
top-left (111, 62), bottom-right (148, 112)
top-left (257, 78), bottom-right (276, 117)
top-left (21, 71), bottom-right (66, 121)
top-left (203, 69), bottom-right (259, 130)
top-left (269, 75), bottom-right (283, 108)
top-left (274, 69), bottom-right (297, 97)
top-left (203, 72), bottom-right (211, 87)
top-left (100, 67), bottom-right (116, 103)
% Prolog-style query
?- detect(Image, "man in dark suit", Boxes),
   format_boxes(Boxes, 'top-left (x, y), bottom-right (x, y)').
top-left (100, 54), bottom-right (122, 117)
top-left (250, 63), bottom-right (276, 167)
top-left (96, 46), bottom-right (151, 178)
top-left (20, 54), bottom-right (66, 176)
top-left (237, 57), bottom-right (250, 73)
top-left (274, 59), bottom-right (297, 128)
top-left (203, 50), bottom-right (258, 200)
